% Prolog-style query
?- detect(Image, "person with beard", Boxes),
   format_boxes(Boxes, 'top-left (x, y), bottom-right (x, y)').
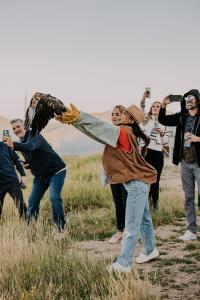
top-left (158, 89), bottom-right (200, 241)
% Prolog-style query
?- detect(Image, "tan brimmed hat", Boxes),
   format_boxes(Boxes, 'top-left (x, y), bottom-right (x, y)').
top-left (126, 104), bottom-right (144, 124)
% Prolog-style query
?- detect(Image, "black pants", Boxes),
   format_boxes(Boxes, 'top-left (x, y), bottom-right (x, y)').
top-left (0, 182), bottom-right (27, 219)
top-left (110, 183), bottom-right (127, 231)
top-left (145, 149), bottom-right (164, 209)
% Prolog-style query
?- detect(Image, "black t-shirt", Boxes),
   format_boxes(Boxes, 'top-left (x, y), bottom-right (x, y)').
top-left (182, 116), bottom-right (197, 163)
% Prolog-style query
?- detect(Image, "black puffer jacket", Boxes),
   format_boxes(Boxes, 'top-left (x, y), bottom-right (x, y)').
top-left (158, 89), bottom-right (200, 166)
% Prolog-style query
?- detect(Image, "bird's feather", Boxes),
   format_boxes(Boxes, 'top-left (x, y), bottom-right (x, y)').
top-left (24, 93), bottom-right (66, 136)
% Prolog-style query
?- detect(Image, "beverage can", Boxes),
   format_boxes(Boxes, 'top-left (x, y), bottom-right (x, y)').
top-left (184, 132), bottom-right (191, 148)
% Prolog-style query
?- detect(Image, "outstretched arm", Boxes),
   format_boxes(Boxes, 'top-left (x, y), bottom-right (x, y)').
top-left (13, 135), bottom-right (44, 152)
top-left (75, 112), bottom-right (120, 147)
top-left (158, 96), bottom-right (181, 127)
top-left (3, 134), bottom-right (44, 152)
top-left (56, 104), bottom-right (120, 148)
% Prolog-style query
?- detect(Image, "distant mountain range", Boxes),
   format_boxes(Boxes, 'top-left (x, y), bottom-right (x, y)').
top-left (0, 112), bottom-right (111, 156)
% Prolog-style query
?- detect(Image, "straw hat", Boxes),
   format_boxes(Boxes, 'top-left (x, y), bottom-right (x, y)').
top-left (126, 104), bottom-right (144, 124)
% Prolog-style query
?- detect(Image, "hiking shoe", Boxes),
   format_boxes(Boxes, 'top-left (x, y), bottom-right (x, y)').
top-left (178, 230), bottom-right (197, 241)
top-left (108, 232), bottom-right (123, 244)
top-left (136, 248), bottom-right (159, 264)
top-left (107, 262), bottom-right (131, 273)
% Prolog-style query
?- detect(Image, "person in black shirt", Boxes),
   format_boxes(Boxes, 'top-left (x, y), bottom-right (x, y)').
top-left (0, 141), bottom-right (27, 219)
top-left (158, 89), bottom-right (200, 241)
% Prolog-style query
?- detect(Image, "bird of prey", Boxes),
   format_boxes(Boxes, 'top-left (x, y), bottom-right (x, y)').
top-left (24, 92), bottom-right (67, 136)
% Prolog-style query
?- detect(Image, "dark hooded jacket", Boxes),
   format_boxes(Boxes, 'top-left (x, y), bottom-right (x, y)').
top-left (13, 130), bottom-right (66, 178)
top-left (158, 89), bottom-right (200, 166)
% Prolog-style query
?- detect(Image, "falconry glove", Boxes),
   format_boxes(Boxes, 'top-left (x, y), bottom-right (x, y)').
top-left (56, 103), bottom-right (80, 124)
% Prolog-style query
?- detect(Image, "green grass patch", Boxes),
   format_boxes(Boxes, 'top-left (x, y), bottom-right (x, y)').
top-left (178, 264), bottom-right (200, 274)
top-left (68, 208), bottom-right (115, 241)
top-left (157, 257), bottom-right (193, 267)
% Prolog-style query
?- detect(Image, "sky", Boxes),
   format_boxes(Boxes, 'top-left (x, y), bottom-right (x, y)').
top-left (0, 0), bottom-right (200, 119)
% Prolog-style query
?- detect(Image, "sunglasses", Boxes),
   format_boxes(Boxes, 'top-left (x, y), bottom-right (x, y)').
top-left (185, 95), bottom-right (196, 101)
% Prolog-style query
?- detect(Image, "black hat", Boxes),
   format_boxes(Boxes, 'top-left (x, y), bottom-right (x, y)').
top-left (183, 89), bottom-right (200, 101)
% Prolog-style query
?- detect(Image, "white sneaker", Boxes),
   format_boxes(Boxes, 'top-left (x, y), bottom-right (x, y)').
top-left (178, 230), bottom-right (197, 241)
top-left (136, 248), bottom-right (159, 264)
top-left (107, 262), bottom-right (132, 273)
top-left (108, 232), bottom-right (123, 244)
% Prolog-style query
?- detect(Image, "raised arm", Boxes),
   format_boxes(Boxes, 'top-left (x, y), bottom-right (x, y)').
top-left (140, 91), bottom-right (149, 125)
top-left (56, 104), bottom-right (120, 148)
top-left (158, 96), bottom-right (181, 127)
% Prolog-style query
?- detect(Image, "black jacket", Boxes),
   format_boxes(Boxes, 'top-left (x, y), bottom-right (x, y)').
top-left (13, 131), bottom-right (66, 178)
top-left (158, 93), bottom-right (200, 166)
top-left (0, 142), bottom-right (26, 187)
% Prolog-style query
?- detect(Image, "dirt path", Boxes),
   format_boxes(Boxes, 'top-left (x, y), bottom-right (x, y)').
top-left (73, 219), bottom-right (200, 300)
top-left (72, 165), bottom-right (200, 299)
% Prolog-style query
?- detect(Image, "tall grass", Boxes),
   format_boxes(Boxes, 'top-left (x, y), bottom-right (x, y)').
top-left (0, 154), bottom-right (185, 299)
top-left (0, 218), bottom-right (156, 299)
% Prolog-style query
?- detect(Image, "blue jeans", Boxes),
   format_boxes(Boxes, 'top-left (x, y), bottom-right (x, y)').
top-left (117, 180), bottom-right (156, 267)
top-left (28, 170), bottom-right (66, 230)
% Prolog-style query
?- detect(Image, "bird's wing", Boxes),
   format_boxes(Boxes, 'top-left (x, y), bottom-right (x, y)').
top-left (24, 92), bottom-right (46, 131)
top-left (30, 94), bottom-right (66, 136)
top-left (24, 107), bottom-right (31, 131)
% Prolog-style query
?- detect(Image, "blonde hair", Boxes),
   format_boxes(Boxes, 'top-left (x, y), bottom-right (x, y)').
top-left (147, 101), bottom-right (161, 120)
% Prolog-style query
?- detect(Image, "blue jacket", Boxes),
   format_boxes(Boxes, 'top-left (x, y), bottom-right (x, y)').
top-left (0, 142), bottom-right (25, 188)
top-left (13, 131), bottom-right (66, 178)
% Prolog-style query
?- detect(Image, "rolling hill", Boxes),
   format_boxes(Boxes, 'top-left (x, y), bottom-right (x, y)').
top-left (0, 112), bottom-right (111, 155)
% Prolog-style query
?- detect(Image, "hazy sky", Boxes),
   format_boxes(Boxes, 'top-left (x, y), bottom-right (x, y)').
top-left (0, 0), bottom-right (200, 119)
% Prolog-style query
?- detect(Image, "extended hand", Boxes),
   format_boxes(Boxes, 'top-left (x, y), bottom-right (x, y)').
top-left (187, 134), bottom-right (200, 143)
top-left (162, 96), bottom-right (170, 108)
top-left (3, 136), bottom-right (14, 149)
top-left (23, 162), bottom-right (30, 169)
top-left (21, 176), bottom-right (27, 188)
top-left (55, 103), bottom-right (80, 124)
top-left (155, 128), bottom-right (165, 136)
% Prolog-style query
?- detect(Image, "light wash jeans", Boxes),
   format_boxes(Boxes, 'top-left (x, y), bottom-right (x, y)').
top-left (117, 180), bottom-right (156, 267)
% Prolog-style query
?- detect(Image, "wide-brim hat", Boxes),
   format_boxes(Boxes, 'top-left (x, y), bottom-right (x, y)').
top-left (126, 104), bottom-right (144, 124)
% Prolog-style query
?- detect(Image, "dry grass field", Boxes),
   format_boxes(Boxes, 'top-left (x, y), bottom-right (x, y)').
top-left (0, 155), bottom-right (200, 299)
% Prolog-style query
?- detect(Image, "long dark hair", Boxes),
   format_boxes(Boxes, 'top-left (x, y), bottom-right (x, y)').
top-left (128, 122), bottom-right (150, 157)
